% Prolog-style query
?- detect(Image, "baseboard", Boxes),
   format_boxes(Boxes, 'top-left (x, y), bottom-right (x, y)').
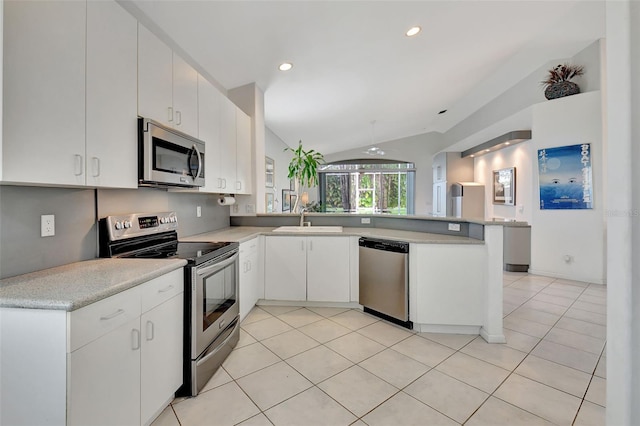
top-left (413, 323), bottom-right (481, 335)
top-left (257, 300), bottom-right (362, 309)
top-left (480, 327), bottom-right (506, 343)
top-left (527, 269), bottom-right (606, 285)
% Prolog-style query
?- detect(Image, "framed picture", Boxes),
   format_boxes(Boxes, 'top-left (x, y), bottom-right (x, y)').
top-left (538, 143), bottom-right (593, 210)
top-left (265, 157), bottom-right (274, 188)
top-left (493, 167), bottom-right (516, 206)
top-left (265, 192), bottom-right (274, 213)
top-left (282, 189), bottom-right (293, 212)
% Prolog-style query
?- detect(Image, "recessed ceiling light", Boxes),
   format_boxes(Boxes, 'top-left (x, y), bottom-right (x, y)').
top-left (485, 149), bottom-right (491, 152)
top-left (470, 155), bottom-right (475, 158)
top-left (278, 62), bottom-right (293, 71)
top-left (505, 142), bottom-right (510, 145)
top-left (406, 26), bottom-right (421, 37)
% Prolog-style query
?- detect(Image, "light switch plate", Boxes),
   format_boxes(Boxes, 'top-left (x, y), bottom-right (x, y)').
top-left (196, 206), bottom-right (202, 217)
top-left (361, 218), bottom-right (371, 224)
top-left (448, 223), bottom-right (461, 232)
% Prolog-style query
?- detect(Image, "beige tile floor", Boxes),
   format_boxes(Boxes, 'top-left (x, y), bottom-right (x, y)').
top-left (153, 273), bottom-right (606, 426)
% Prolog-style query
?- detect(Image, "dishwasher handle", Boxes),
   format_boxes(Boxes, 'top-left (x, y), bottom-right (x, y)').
top-left (358, 237), bottom-right (409, 254)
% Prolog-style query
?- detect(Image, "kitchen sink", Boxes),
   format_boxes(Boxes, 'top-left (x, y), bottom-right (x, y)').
top-left (273, 226), bottom-right (343, 233)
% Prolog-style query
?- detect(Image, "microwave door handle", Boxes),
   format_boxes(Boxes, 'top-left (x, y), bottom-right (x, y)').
top-left (191, 144), bottom-right (203, 180)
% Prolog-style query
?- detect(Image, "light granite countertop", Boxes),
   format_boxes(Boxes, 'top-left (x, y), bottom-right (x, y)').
top-left (0, 258), bottom-right (187, 311)
top-left (181, 226), bottom-right (483, 245)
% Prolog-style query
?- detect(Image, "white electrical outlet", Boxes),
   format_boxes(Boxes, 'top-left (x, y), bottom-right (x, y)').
top-left (361, 218), bottom-right (371, 224)
top-left (448, 223), bottom-right (461, 231)
top-left (196, 206), bottom-right (202, 217)
top-left (41, 214), bottom-right (55, 237)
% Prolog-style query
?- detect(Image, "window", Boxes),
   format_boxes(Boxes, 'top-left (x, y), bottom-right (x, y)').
top-left (318, 161), bottom-right (415, 214)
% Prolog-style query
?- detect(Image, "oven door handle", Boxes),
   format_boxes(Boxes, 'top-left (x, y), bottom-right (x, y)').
top-left (196, 317), bottom-right (239, 368)
top-left (196, 252), bottom-right (238, 277)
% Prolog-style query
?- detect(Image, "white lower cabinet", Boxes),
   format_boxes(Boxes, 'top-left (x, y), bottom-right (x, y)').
top-left (140, 293), bottom-right (183, 424)
top-left (0, 268), bottom-right (184, 426)
top-left (239, 237), bottom-right (262, 321)
top-left (68, 269), bottom-right (183, 426)
top-left (68, 317), bottom-right (142, 426)
top-left (264, 236), bottom-right (350, 303)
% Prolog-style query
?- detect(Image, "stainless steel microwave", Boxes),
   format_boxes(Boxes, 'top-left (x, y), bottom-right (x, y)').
top-left (138, 117), bottom-right (205, 188)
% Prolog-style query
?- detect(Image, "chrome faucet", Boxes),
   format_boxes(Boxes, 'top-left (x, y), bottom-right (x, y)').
top-left (299, 208), bottom-right (311, 227)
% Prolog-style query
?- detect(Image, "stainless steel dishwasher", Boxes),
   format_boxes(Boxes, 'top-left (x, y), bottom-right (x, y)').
top-left (358, 237), bottom-right (412, 329)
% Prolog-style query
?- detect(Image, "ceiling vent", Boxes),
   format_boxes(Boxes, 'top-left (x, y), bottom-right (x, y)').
top-left (462, 130), bottom-right (532, 158)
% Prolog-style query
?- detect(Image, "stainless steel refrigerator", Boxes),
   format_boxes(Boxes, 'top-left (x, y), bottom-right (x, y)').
top-left (451, 182), bottom-right (485, 219)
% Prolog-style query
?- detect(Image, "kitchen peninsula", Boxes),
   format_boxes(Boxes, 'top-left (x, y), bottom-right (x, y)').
top-left (183, 213), bottom-right (525, 344)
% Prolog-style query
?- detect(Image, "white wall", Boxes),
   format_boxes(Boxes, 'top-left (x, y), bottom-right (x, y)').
top-left (605, 1), bottom-right (640, 423)
top-left (528, 91), bottom-right (605, 284)
top-left (265, 128), bottom-right (295, 213)
top-left (474, 142), bottom-right (534, 224)
top-left (324, 132), bottom-right (449, 215)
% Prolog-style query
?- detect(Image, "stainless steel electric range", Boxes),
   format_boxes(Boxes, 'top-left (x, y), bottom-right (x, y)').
top-left (99, 211), bottom-right (240, 397)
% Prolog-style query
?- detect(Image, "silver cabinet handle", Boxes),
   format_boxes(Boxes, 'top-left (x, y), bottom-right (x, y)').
top-left (74, 154), bottom-right (83, 176)
top-left (100, 308), bottom-right (124, 321)
top-left (158, 285), bottom-right (174, 293)
top-left (168, 106), bottom-right (174, 122)
top-left (146, 321), bottom-right (154, 341)
top-left (132, 329), bottom-right (141, 350)
top-left (92, 157), bottom-right (100, 177)
top-left (222, 178), bottom-right (227, 189)
top-left (176, 110), bottom-right (182, 125)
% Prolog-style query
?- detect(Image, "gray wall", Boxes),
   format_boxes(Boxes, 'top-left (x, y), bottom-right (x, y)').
top-left (0, 186), bottom-right (231, 279)
top-left (0, 186), bottom-right (96, 279)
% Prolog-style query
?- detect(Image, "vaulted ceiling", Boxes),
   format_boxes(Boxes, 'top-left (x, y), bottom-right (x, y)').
top-left (128, 0), bottom-right (605, 155)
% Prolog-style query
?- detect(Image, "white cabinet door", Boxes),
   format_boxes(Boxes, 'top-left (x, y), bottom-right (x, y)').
top-left (138, 24), bottom-right (173, 128)
top-left (307, 237), bottom-right (350, 302)
top-left (235, 109), bottom-right (252, 194)
top-left (219, 98), bottom-right (238, 192)
top-left (86, 0), bottom-right (137, 188)
top-left (239, 238), bottom-right (259, 321)
top-left (68, 318), bottom-right (141, 426)
top-left (197, 75), bottom-right (224, 193)
top-left (172, 53), bottom-right (199, 137)
top-left (433, 182), bottom-right (447, 217)
top-left (140, 294), bottom-right (183, 425)
top-left (3, 0), bottom-right (86, 185)
top-left (264, 237), bottom-right (306, 301)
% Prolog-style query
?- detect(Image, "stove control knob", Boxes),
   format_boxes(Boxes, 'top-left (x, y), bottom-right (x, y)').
top-left (123, 221), bottom-right (132, 229)
top-left (160, 217), bottom-right (167, 224)
top-left (171, 216), bottom-right (177, 223)
top-left (114, 221), bottom-right (123, 230)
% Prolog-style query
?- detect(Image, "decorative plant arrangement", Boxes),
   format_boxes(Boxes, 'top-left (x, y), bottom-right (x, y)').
top-left (285, 140), bottom-right (325, 213)
top-left (541, 63), bottom-right (584, 100)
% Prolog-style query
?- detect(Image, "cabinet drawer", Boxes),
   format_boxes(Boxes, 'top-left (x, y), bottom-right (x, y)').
top-left (140, 268), bottom-right (184, 313)
top-left (69, 286), bottom-right (141, 352)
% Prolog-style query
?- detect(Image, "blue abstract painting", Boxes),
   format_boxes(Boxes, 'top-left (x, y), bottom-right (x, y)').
top-left (538, 144), bottom-right (593, 210)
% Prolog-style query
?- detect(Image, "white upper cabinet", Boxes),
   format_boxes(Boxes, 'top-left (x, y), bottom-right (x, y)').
top-left (138, 24), bottom-right (174, 128)
top-left (197, 75), bottom-right (224, 193)
top-left (138, 24), bottom-right (198, 137)
top-left (235, 109), bottom-right (252, 194)
top-left (3, 0), bottom-right (86, 186)
top-left (86, 0), bottom-right (138, 188)
top-left (219, 97), bottom-right (238, 192)
top-left (172, 54), bottom-right (199, 136)
top-left (2, 0), bottom-right (137, 188)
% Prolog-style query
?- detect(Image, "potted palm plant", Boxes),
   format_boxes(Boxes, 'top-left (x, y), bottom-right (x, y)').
top-left (285, 140), bottom-right (325, 212)
top-left (541, 63), bottom-right (584, 100)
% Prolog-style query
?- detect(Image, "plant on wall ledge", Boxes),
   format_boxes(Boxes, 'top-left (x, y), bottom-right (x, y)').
top-left (541, 63), bottom-right (584, 100)
top-left (285, 140), bottom-right (325, 213)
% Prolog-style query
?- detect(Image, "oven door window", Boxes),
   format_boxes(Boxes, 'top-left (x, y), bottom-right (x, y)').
top-left (202, 261), bottom-right (236, 332)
